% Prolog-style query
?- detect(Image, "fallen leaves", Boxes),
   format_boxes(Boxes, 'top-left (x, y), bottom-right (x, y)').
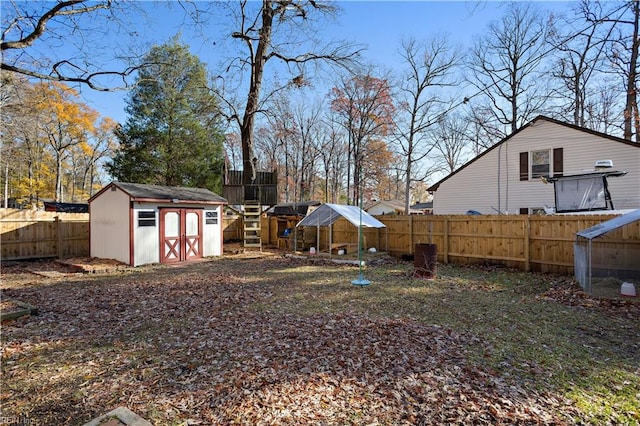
top-left (0, 257), bottom-right (634, 425)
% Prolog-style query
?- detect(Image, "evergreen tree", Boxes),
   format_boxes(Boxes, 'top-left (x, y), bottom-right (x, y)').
top-left (107, 37), bottom-right (224, 191)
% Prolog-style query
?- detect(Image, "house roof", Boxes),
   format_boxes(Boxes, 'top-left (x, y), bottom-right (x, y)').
top-left (267, 200), bottom-right (321, 216)
top-left (366, 199), bottom-right (404, 210)
top-left (411, 201), bottom-right (433, 210)
top-left (429, 115), bottom-right (640, 192)
top-left (296, 203), bottom-right (386, 228)
top-left (366, 199), bottom-right (420, 214)
top-left (576, 209), bottom-right (640, 240)
top-left (89, 182), bottom-right (227, 204)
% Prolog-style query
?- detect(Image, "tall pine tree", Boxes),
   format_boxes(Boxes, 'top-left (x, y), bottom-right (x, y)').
top-left (107, 37), bottom-right (224, 191)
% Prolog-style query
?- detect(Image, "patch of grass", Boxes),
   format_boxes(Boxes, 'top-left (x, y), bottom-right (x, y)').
top-left (252, 261), bottom-right (640, 424)
top-left (567, 368), bottom-right (640, 424)
top-left (2, 257), bottom-right (638, 424)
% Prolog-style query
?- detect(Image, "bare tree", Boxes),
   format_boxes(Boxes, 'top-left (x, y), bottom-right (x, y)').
top-left (291, 99), bottom-right (324, 201)
top-left (467, 2), bottom-right (551, 137)
top-left (432, 114), bottom-right (471, 174)
top-left (217, 0), bottom-right (361, 187)
top-left (255, 95), bottom-right (296, 202)
top-left (582, 0), bottom-right (640, 141)
top-left (320, 113), bottom-right (348, 203)
top-left (463, 107), bottom-right (504, 155)
top-left (83, 118), bottom-right (118, 196)
top-left (394, 36), bottom-right (461, 214)
top-left (224, 132), bottom-right (244, 171)
top-left (585, 83), bottom-right (622, 133)
top-left (549, 4), bottom-right (614, 127)
top-left (0, 1), bottom-right (150, 90)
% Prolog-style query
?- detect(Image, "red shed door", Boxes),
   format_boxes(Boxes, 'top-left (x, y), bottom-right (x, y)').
top-left (160, 209), bottom-right (202, 263)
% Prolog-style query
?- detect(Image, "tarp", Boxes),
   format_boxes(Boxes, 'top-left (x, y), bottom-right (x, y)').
top-left (296, 203), bottom-right (386, 228)
top-left (576, 209), bottom-right (640, 240)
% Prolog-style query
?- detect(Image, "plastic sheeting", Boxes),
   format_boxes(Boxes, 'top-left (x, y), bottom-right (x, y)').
top-left (576, 209), bottom-right (640, 240)
top-left (296, 203), bottom-right (386, 228)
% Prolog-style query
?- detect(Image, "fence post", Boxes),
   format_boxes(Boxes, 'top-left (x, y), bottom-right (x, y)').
top-left (524, 216), bottom-right (530, 272)
top-left (55, 215), bottom-right (63, 258)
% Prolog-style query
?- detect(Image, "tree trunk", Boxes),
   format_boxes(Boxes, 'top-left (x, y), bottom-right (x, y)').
top-left (55, 151), bottom-right (62, 202)
top-left (241, 0), bottom-right (274, 185)
top-left (624, 0), bottom-right (640, 140)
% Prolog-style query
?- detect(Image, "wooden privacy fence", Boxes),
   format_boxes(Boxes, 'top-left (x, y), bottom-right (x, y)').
top-left (0, 209), bottom-right (245, 261)
top-left (1, 209), bottom-right (89, 260)
top-left (261, 213), bottom-right (640, 275)
top-left (3, 208), bottom-right (637, 276)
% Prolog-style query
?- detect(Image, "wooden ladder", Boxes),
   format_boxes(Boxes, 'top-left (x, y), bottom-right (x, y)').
top-left (243, 204), bottom-right (262, 249)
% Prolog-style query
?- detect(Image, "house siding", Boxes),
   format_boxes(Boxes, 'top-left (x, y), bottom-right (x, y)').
top-left (90, 186), bottom-right (131, 264)
top-left (433, 120), bottom-right (640, 215)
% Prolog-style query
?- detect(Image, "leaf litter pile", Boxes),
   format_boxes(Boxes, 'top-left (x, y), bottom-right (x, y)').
top-left (1, 256), bottom-right (638, 425)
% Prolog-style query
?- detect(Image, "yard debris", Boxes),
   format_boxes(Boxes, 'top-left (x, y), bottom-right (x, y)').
top-left (0, 257), bottom-right (635, 425)
top-left (540, 279), bottom-right (640, 318)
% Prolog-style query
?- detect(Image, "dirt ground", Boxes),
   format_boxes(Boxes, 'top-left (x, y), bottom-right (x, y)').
top-left (1, 253), bottom-right (638, 425)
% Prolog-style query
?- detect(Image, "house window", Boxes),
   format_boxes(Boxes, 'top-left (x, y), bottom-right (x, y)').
top-left (519, 148), bottom-right (563, 181)
top-left (205, 211), bottom-right (218, 225)
top-left (531, 150), bottom-right (550, 178)
top-left (138, 211), bottom-right (156, 227)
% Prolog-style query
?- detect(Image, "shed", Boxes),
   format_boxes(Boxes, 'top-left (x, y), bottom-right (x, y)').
top-left (296, 203), bottom-right (386, 254)
top-left (574, 209), bottom-right (640, 296)
top-left (89, 182), bottom-right (227, 266)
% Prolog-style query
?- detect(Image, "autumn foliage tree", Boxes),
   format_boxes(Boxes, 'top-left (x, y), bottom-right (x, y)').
top-left (33, 82), bottom-right (98, 201)
top-left (1, 73), bottom-right (107, 205)
top-left (330, 72), bottom-right (395, 204)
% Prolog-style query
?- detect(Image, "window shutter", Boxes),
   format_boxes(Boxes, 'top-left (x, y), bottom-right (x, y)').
top-left (553, 148), bottom-right (563, 177)
top-left (519, 152), bottom-right (529, 181)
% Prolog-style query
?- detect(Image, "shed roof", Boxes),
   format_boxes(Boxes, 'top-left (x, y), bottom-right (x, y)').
top-left (296, 203), bottom-right (386, 228)
top-left (90, 182), bottom-right (227, 204)
top-left (576, 209), bottom-right (640, 240)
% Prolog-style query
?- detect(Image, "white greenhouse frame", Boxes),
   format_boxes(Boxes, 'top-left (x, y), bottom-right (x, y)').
top-left (574, 209), bottom-right (640, 295)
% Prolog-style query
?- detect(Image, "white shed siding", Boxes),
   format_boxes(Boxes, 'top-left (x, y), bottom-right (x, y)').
top-left (90, 187), bottom-right (130, 264)
top-left (433, 120), bottom-right (640, 214)
top-left (132, 202), bottom-right (160, 266)
top-left (203, 205), bottom-right (223, 257)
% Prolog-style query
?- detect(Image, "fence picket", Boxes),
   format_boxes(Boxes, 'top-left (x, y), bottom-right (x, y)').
top-left (2, 209), bottom-right (637, 277)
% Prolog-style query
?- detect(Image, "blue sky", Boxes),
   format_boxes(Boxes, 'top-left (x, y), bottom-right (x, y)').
top-left (75, 1), bottom-right (572, 124)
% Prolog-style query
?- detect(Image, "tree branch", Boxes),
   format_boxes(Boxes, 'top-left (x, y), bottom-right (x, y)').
top-left (1, 62), bottom-right (139, 91)
top-left (1, 1), bottom-right (112, 51)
